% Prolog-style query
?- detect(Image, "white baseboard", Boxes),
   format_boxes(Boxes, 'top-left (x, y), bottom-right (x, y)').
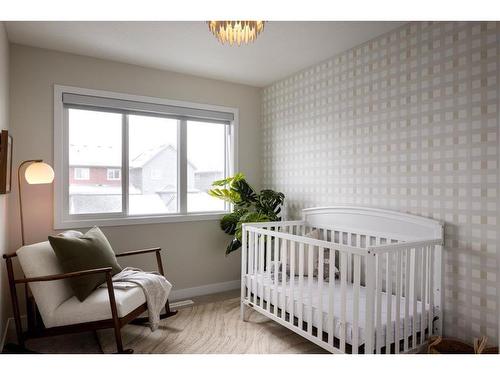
top-left (169, 279), bottom-right (240, 302)
top-left (170, 300), bottom-right (194, 309)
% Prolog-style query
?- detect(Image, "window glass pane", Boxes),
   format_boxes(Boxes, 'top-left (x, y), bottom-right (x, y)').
top-left (128, 115), bottom-right (178, 215)
top-left (68, 108), bottom-right (122, 214)
top-left (187, 121), bottom-right (226, 212)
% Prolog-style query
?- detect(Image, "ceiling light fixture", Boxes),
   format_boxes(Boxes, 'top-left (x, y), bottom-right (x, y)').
top-left (208, 21), bottom-right (265, 46)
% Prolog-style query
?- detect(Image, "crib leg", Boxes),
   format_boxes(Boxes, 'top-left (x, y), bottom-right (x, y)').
top-left (240, 301), bottom-right (248, 322)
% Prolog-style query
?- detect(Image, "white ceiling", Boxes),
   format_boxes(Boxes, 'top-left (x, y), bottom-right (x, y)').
top-left (5, 21), bottom-right (405, 87)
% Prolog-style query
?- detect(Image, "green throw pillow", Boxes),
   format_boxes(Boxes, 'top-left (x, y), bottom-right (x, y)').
top-left (48, 227), bottom-right (122, 302)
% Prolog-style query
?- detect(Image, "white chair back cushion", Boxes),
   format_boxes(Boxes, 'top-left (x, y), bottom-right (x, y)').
top-left (17, 241), bottom-right (74, 327)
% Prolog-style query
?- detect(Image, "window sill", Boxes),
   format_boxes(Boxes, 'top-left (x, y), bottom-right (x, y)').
top-left (54, 212), bottom-right (227, 230)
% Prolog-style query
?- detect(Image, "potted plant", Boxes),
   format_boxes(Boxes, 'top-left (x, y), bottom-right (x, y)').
top-left (208, 173), bottom-right (285, 255)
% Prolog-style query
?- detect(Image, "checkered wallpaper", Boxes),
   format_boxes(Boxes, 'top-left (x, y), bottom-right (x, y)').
top-left (261, 22), bottom-right (499, 343)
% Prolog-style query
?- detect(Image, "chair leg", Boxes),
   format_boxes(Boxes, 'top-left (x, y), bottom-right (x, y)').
top-left (5, 257), bottom-right (24, 346)
top-left (112, 325), bottom-right (133, 354)
top-left (105, 272), bottom-right (133, 354)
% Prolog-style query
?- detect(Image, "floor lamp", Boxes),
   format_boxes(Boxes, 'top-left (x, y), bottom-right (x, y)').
top-left (18, 160), bottom-right (54, 246)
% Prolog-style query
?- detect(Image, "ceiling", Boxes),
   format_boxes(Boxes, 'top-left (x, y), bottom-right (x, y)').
top-left (5, 21), bottom-right (405, 87)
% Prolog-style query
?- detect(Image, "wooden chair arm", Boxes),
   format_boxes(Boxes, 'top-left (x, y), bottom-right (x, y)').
top-left (115, 247), bottom-right (161, 258)
top-left (14, 267), bottom-right (113, 284)
top-left (116, 247), bottom-right (165, 276)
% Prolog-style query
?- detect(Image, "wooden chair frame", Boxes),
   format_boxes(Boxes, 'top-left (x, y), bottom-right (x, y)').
top-left (3, 247), bottom-right (177, 354)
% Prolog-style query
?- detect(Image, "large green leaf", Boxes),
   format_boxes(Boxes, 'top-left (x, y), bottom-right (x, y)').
top-left (225, 238), bottom-right (242, 255)
top-left (211, 172), bottom-right (245, 187)
top-left (232, 179), bottom-right (257, 207)
top-left (208, 172), bottom-right (257, 206)
top-left (255, 190), bottom-right (285, 219)
top-left (235, 211), bottom-right (272, 242)
top-left (220, 209), bottom-right (247, 235)
top-left (208, 188), bottom-right (241, 204)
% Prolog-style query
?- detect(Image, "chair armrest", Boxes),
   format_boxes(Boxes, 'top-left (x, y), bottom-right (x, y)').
top-left (116, 247), bottom-right (165, 276)
top-left (115, 247), bottom-right (161, 258)
top-left (14, 267), bottom-right (113, 284)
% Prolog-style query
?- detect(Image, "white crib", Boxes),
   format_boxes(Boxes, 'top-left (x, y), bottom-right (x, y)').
top-left (240, 206), bottom-right (444, 354)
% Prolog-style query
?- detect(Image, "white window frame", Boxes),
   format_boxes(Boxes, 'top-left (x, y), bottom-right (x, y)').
top-left (107, 168), bottom-right (121, 181)
top-left (74, 167), bottom-right (90, 180)
top-left (54, 85), bottom-right (238, 229)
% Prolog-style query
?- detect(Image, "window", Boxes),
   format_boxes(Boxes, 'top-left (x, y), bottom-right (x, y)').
top-left (54, 86), bottom-right (237, 228)
top-left (107, 168), bottom-right (121, 181)
top-left (187, 121), bottom-right (226, 213)
top-left (128, 114), bottom-right (178, 215)
top-left (68, 109), bottom-right (122, 215)
top-left (73, 167), bottom-right (90, 180)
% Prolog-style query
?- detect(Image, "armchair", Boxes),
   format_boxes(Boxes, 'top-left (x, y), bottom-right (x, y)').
top-left (3, 242), bottom-right (177, 354)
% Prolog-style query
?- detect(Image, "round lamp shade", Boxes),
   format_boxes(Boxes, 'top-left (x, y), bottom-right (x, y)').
top-left (25, 162), bottom-right (55, 184)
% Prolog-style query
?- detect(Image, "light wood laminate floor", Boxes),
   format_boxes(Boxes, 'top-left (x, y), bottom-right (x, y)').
top-left (20, 289), bottom-right (327, 354)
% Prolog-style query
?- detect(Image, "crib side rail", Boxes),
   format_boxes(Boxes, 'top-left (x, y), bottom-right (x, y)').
top-left (241, 223), bottom-right (370, 354)
top-left (243, 225), bottom-right (368, 256)
top-left (364, 239), bottom-right (443, 353)
top-left (242, 220), bottom-right (304, 228)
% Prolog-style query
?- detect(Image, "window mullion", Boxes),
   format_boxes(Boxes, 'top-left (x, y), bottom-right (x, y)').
top-left (122, 113), bottom-right (129, 217)
top-left (178, 119), bottom-right (188, 214)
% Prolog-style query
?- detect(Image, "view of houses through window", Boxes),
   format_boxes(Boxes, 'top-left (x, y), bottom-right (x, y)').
top-left (107, 168), bottom-right (121, 180)
top-left (68, 108), bottom-right (227, 216)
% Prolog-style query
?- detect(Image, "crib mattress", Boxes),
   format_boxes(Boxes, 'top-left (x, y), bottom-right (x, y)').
top-left (245, 274), bottom-right (435, 348)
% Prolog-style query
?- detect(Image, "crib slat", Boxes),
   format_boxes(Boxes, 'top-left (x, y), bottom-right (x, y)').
top-left (375, 253), bottom-right (383, 354)
top-left (298, 242), bottom-right (304, 329)
top-left (249, 231), bottom-right (255, 303)
top-left (266, 231), bottom-right (272, 312)
top-left (307, 244), bottom-right (314, 335)
top-left (352, 254), bottom-right (361, 354)
top-left (428, 246), bottom-right (434, 338)
top-left (412, 247), bottom-right (420, 350)
top-left (327, 247), bottom-right (335, 347)
top-left (273, 234), bottom-right (279, 316)
top-left (404, 247), bottom-right (410, 352)
top-left (395, 251), bottom-right (402, 354)
top-left (346, 233), bottom-right (352, 283)
top-left (289, 240), bottom-right (296, 324)
top-left (317, 246), bottom-right (324, 338)
top-left (420, 245), bottom-right (428, 345)
top-left (340, 251), bottom-right (347, 353)
top-left (364, 253), bottom-right (376, 354)
top-left (281, 238), bottom-right (288, 320)
top-left (385, 252), bottom-right (393, 353)
top-left (259, 233), bottom-right (265, 309)
top-left (241, 227), bottom-right (248, 305)
top-left (253, 231), bottom-right (259, 306)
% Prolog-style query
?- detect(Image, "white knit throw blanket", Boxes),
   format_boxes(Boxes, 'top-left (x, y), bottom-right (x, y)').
top-left (99, 267), bottom-right (172, 331)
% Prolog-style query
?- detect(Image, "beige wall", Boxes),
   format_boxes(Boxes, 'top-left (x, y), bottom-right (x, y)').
top-left (0, 22), bottom-right (10, 341)
top-left (8, 44), bottom-right (260, 299)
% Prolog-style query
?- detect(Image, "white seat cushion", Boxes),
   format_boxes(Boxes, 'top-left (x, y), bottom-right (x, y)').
top-left (51, 286), bottom-right (146, 328)
top-left (17, 241), bottom-right (74, 327)
top-left (17, 241), bottom-right (146, 328)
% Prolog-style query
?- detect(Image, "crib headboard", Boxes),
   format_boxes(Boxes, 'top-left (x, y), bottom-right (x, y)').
top-left (302, 206), bottom-right (443, 242)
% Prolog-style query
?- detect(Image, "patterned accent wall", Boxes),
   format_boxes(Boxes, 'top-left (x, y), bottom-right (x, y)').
top-left (262, 22), bottom-right (499, 343)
